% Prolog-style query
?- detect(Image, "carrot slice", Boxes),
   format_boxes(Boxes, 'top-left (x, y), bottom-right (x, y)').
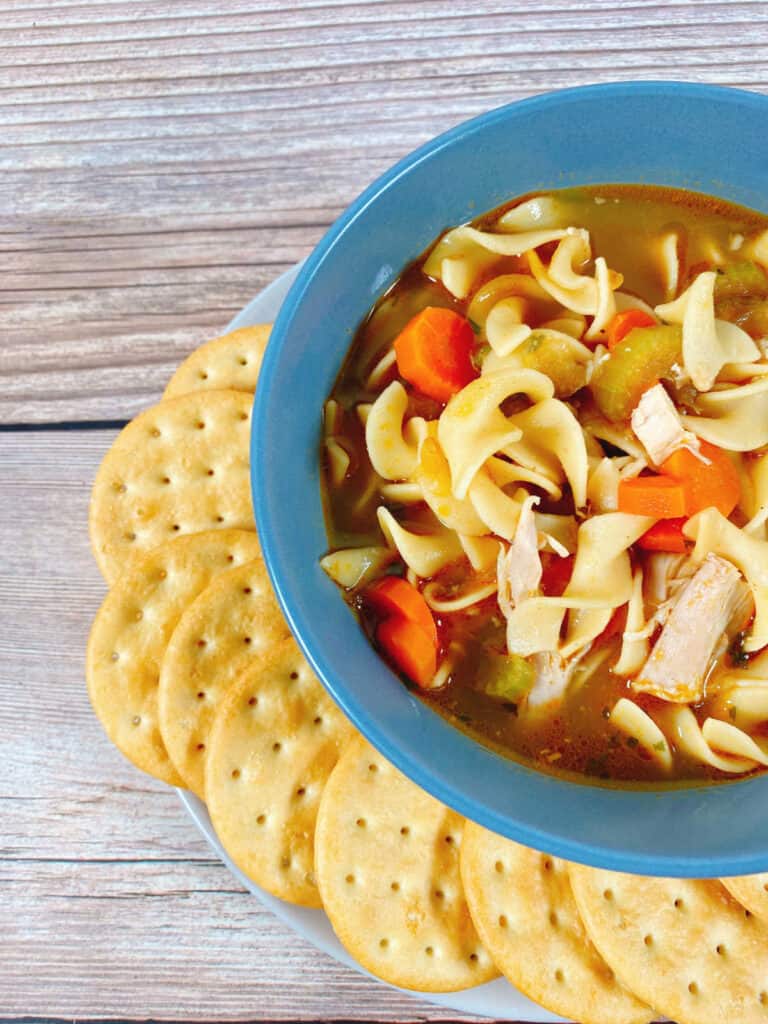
top-left (540, 553), bottom-right (574, 597)
top-left (660, 441), bottom-right (741, 517)
top-left (617, 475), bottom-right (688, 518)
top-left (376, 616), bottom-right (437, 689)
top-left (393, 307), bottom-right (478, 403)
top-left (637, 518), bottom-right (690, 553)
top-left (366, 576), bottom-right (437, 646)
top-left (606, 308), bottom-right (656, 350)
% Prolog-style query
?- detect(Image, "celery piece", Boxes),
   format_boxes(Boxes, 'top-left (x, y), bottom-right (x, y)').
top-left (483, 654), bottom-right (536, 702)
top-left (713, 261), bottom-right (768, 301)
top-left (591, 325), bottom-right (682, 422)
top-left (516, 331), bottom-right (588, 398)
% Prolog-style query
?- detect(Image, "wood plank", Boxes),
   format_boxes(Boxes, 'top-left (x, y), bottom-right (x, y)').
top-left (0, 428), bottom-right (491, 1020)
top-left (2, 0), bottom-right (768, 423)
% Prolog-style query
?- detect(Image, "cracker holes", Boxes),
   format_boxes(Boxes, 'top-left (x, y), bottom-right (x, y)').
top-left (226, 554), bottom-right (234, 563)
top-left (688, 982), bottom-right (699, 996)
top-left (424, 946), bottom-right (434, 957)
top-left (716, 943), bottom-right (726, 957)
top-left (161, 476), bottom-right (171, 485)
top-left (549, 911), bottom-right (558, 928)
top-left (759, 991), bottom-right (767, 1006)
top-left (289, 670), bottom-right (299, 680)
top-left (763, 881), bottom-right (768, 893)
top-left (110, 652), bottom-right (119, 662)
top-left (256, 814), bottom-right (266, 826)
top-left (243, 636), bottom-right (252, 645)
top-left (272, 742), bottom-right (282, 753)
top-left (443, 834), bottom-right (454, 846)
top-left (554, 969), bottom-right (564, 984)
top-left (206, 468), bottom-right (215, 477)
top-left (313, 716), bottom-right (323, 726)
top-left (157, 569), bottom-right (167, 580)
top-left (230, 769), bottom-right (241, 780)
top-left (243, 587), bottom-right (252, 595)
top-left (644, 934), bottom-right (653, 948)
top-left (356, 817), bottom-right (366, 829)
top-left (125, 532), bottom-right (137, 542)
top-left (674, 897), bottom-right (684, 910)
top-left (238, 357), bottom-right (248, 367)
top-left (543, 858), bottom-right (553, 872)
top-left (498, 914), bottom-right (508, 929)
top-left (238, 412), bottom-right (248, 421)
top-left (469, 953), bottom-right (479, 964)
top-left (215, 515), bottom-right (224, 524)
top-left (113, 482), bottom-right (127, 494)
top-left (368, 763), bottom-right (378, 773)
top-left (345, 873), bottom-right (355, 885)
top-left (379, 938), bottom-right (389, 950)
top-left (199, 371), bottom-right (209, 381)
top-left (390, 881), bottom-right (400, 893)
top-left (400, 826), bottom-right (410, 837)
top-left (295, 786), bottom-right (306, 798)
top-left (248, 696), bottom-right (258, 707)
top-left (280, 855), bottom-right (291, 870)
top-left (134, 610), bottom-right (143, 622)
top-left (195, 743), bottom-right (205, 753)
top-left (196, 691), bottom-right (206, 701)
top-left (196, 639), bottom-right (207, 648)
top-left (603, 889), bottom-right (613, 902)
top-left (494, 860), bottom-right (504, 874)
top-left (150, 428), bottom-right (161, 438)
top-left (131, 715), bottom-right (141, 727)
top-left (433, 889), bottom-right (444, 901)
top-left (196, 421), bottom-right (206, 430)
top-left (745, 909), bottom-right (754, 921)
top-left (171, 524), bottom-right (181, 532)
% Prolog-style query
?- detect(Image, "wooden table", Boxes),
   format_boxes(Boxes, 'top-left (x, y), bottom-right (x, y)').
top-left (3, 2), bottom-right (768, 1020)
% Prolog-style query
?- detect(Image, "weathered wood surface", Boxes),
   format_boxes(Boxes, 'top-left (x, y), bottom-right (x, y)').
top-left (3, 1), bottom-right (768, 1021)
top-left (0, 430), bottom-right (490, 1021)
top-left (3, 0), bottom-right (768, 423)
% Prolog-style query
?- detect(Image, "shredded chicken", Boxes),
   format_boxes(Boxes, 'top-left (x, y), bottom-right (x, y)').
top-left (630, 382), bottom-right (702, 466)
top-left (527, 652), bottom-right (576, 711)
top-left (632, 553), bottom-right (745, 703)
top-left (496, 495), bottom-right (541, 617)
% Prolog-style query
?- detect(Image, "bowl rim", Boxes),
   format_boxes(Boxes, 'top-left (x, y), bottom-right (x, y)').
top-left (253, 80), bottom-right (768, 878)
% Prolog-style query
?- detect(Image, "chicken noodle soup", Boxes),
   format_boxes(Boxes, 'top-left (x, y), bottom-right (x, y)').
top-left (320, 185), bottom-right (768, 784)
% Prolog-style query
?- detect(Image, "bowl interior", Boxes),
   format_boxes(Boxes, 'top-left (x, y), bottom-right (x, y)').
top-left (253, 81), bottom-right (768, 877)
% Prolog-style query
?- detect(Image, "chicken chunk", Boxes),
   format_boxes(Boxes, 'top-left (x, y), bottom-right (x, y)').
top-left (632, 553), bottom-right (745, 703)
top-left (630, 382), bottom-right (700, 466)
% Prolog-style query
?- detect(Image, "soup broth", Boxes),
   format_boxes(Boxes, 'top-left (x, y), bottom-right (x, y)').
top-left (321, 185), bottom-right (768, 785)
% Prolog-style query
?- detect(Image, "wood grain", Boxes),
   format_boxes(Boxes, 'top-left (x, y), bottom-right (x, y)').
top-left (0, 429), bottom-right (489, 1020)
top-left (3, 3), bottom-right (767, 1021)
top-left (3, 0), bottom-right (768, 422)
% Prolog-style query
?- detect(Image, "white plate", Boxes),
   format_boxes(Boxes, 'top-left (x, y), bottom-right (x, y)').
top-left (177, 265), bottom-right (565, 1022)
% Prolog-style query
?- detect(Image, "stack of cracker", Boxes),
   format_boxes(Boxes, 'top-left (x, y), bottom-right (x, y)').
top-left (86, 321), bottom-right (768, 1023)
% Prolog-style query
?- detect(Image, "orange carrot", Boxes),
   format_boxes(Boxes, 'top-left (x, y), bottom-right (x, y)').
top-left (636, 518), bottom-right (689, 553)
top-left (393, 307), bottom-right (478, 403)
top-left (366, 576), bottom-right (437, 645)
top-left (617, 475), bottom-right (688, 518)
top-left (540, 554), bottom-right (574, 597)
top-left (660, 441), bottom-right (741, 517)
top-left (376, 616), bottom-right (437, 689)
top-left (606, 308), bottom-right (657, 350)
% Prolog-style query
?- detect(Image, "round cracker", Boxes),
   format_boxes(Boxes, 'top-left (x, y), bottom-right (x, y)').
top-left (89, 389), bottom-right (254, 584)
top-left (205, 637), bottom-right (354, 907)
top-left (86, 529), bottom-right (262, 785)
top-left (460, 825), bottom-right (652, 1024)
top-left (721, 873), bottom-right (768, 925)
top-left (163, 325), bottom-right (271, 398)
top-left (158, 558), bottom-right (290, 798)
top-left (570, 863), bottom-right (768, 1024)
top-left (315, 736), bottom-right (498, 992)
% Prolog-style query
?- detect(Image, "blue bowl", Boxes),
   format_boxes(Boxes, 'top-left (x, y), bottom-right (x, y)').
top-left (253, 81), bottom-right (768, 878)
